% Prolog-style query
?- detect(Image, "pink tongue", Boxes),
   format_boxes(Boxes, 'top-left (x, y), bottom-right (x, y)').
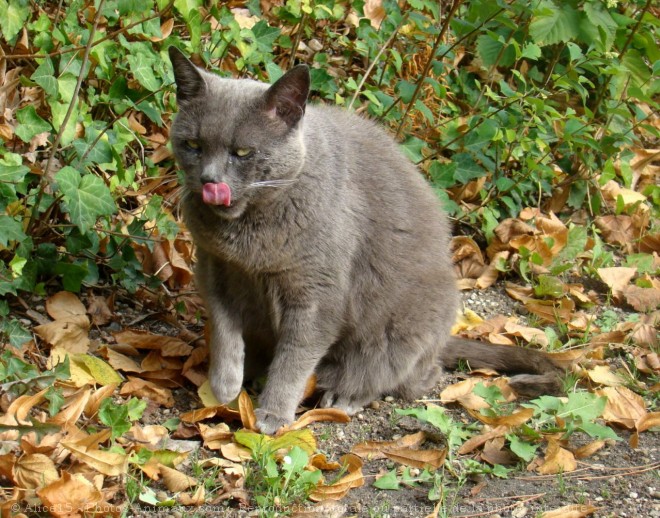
top-left (202, 182), bottom-right (232, 206)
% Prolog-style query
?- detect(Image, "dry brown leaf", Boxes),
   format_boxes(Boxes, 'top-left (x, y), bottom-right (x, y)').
top-left (622, 284), bottom-right (660, 312)
top-left (351, 431), bottom-right (426, 460)
top-left (309, 453), bottom-right (364, 502)
top-left (13, 453), bottom-right (59, 489)
top-left (0, 453), bottom-right (16, 482)
top-left (198, 457), bottom-right (245, 477)
top-left (159, 464), bottom-right (197, 492)
top-left (537, 440), bottom-right (577, 474)
top-left (284, 408), bottom-right (351, 431)
top-left (61, 441), bottom-right (129, 476)
top-left (310, 453), bottom-right (342, 471)
top-left (220, 442), bottom-right (253, 462)
top-left (120, 377), bottom-right (175, 407)
top-left (630, 323), bottom-right (659, 348)
top-left (451, 236), bottom-right (485, 279)
top-left (48, 388), bottom-right (92, 426)
top-left (180, 405), bottom-right (241, 424)
top-left (113, 329), bottom-right (193, 356)
top-left (535, 212), bottom-right (568, 254)
top-left (574, 439), bottom-right (606, 459)
top-left (86, 295), bottom-right (113, 326)
top-left (84, 384), bottom-right (118, 418)
top-left (238, 390), bottom-right (258, 431)
top-left (46, 291), bottom-right (87, 320)
top-left (480, 437), bottom-right (516, 466)
top-left (0, 388), bottom-right (48, 425)
top-left (540, 504), bottom-right (598, 517)
top-left (584, 365), bottom-right (624, 387)
top-left (457, 426), bottom-right (507, 455)
top-left (475, 250), bottom-right (509, 289)
top-left (596, 386), bottom-right (646, 429)
top-left (179, 485), bottom-right (206, 506)
top-left (37, 472), bottom-right (118, 518)
top-left (597, 267), bottom-right (637, 301)
top-left (35, 314), bottom-right (90, 353)
top-left (504, 321), bottom-right (549, 346)
top-left (636, 412), bottom-right (660, 433)
top-left (505, 282), bottom-right (535, 303)
top-left (363, 0), bottom-right (385, 28)
top-left (383, 447), bottom-right (446, 470)
top-left (128, 424), bottom-right (169, 447)
top-left (199, 422), bottom-right (233, 449)
top-left (467, 407), bottom-right (534, 427)
top-left (525, 297), bottom-right (575, 323)
top-left (103, 347), bottom-right (143, 372)
top-left (595, 215), bottom-right (637, 250)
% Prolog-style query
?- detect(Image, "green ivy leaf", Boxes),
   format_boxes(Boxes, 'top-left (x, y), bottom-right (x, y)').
top-left (55, 166), bottom-right (116, 233)
top-left (0, 152), bottom-right (30, 183)
top-left (15, 105), bottom-right (52, 142)
top-left (31, 58), bottom-right (58, 98)
top-left (0, 0), bottom-right (30, 42)
top-left (507, 434), bottom-right (539, 462)
top-left (126, 50), bottom-right (161, 91)
top-left (0, 216), bottom-right (26, 247)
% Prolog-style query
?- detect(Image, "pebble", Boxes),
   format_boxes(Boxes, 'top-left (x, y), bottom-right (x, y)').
top-left (650, 490), bottom-right (660, 499)
top-left (511, 506), bottom-right (528, 518)
top-left (630, 491), bottom-right (639, 498)
top-left (369, 401), bottom-right (380, 410)
top-left (384, 396), bottom-right (394, 402)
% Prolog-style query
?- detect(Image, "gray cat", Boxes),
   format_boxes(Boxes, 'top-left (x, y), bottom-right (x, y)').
top-left (168, 47), bottom-right (559, 434)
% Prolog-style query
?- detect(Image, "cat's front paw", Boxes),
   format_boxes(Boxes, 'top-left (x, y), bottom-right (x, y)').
top-left (209, 375), bottom-right (242, 405)
top-left (255, 408), bottom-right (292, 435)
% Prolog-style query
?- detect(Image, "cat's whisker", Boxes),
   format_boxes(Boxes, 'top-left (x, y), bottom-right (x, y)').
top-left (248, 180), bottom-right (297, 188)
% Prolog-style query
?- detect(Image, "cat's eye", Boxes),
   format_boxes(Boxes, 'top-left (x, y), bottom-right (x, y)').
top-left (185, 139), bottom-right (201, 151)
top-left (233, 148), bottom-right (253, 158)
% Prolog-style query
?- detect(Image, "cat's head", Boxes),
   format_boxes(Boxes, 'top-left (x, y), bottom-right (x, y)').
top-left (169, 47), bottom-right (310, 219)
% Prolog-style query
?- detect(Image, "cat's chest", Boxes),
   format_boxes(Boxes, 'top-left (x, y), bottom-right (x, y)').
top-left (184, 200), bottom-right (303, 272)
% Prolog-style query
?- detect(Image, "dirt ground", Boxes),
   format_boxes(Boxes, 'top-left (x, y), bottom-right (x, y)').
top-left (104, 283), bottom-right (659, 518)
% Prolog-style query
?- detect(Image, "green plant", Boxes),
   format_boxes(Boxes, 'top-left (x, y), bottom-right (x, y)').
top-left (244, 445), bottom-right (322, 517)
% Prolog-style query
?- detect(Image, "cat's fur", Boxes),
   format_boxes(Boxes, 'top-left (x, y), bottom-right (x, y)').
top-left (168, 47), bottom-right (560, 434)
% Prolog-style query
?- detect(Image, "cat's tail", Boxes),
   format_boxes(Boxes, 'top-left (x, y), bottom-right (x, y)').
top-left (441, 337), bottom-right (562, 397)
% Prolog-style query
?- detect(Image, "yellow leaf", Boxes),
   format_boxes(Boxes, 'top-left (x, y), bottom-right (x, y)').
top-left (72, 354), bottom-right (123, 385)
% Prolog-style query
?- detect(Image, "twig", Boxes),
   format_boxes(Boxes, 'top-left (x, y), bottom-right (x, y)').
top-left (395, 0), bottom-right (463, 139)
top-left (348, 16), bottom-right (407, 110)
top-left (27, 0), bottom-right (106, 235)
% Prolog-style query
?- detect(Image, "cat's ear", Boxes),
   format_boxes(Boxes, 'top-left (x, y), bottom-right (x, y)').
top-left (169, 46), bottom-right (206, 103)
top-left (263, 65), bottom-right (310, 127)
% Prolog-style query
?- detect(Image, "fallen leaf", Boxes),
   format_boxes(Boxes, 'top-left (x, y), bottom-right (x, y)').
top-left (113, 330), bottom-right (193, 356)
top-left (238, 391), bottom-right (258, 431)
top-left (179, 485), bottom-right (206, 506)
top-left (636, 412), bottom-right (660, 433)
top-left (622, 284), bottom-right (660, 312)
top-left (597, 267), bottom-right (637, 301)
top-left (537, 440), bottom-right (577, 474)
top-left (13, 453), bottom-right (59, 489)
top-left (309, 453), bottom-right (364, 502)
top-left (37, 472), bottom-right (118, 518)
top-left (35, 315), bottom-right (90, 353)
top-left (120, 377), bottom-right (175, 407)
top-left (352, 431), bottom-right (426, 460)
top-left (383, 447), bottom-right (446, 469)
top-left (159, 464), bottom-right (197, 491)
top-left (467, 407), bottom-right (534, 427)
top-left (46, 291), bottom-right (87, 320)
top-left (458, 426), bottom-right (507, 455)
top-left (540, 504), bottom-right (598, 517)
top-left (574, 440), bottom-right (606, 459)
top-left (284, 408), bottom-right (351, 431)
top-left (61, 441), bottom-right (129, 476)
top-left (584, 365), bottom-right (624, 387)
top-left (86, 295), bottom-right (113, 326)
top-left (596, 386), bottom-right (646, 429)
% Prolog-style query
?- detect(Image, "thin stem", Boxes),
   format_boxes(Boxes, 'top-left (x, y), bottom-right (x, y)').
top-left (395, 0), bottom-right (463, 139)
top-left (348, 16), bottom-right (407, 110)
